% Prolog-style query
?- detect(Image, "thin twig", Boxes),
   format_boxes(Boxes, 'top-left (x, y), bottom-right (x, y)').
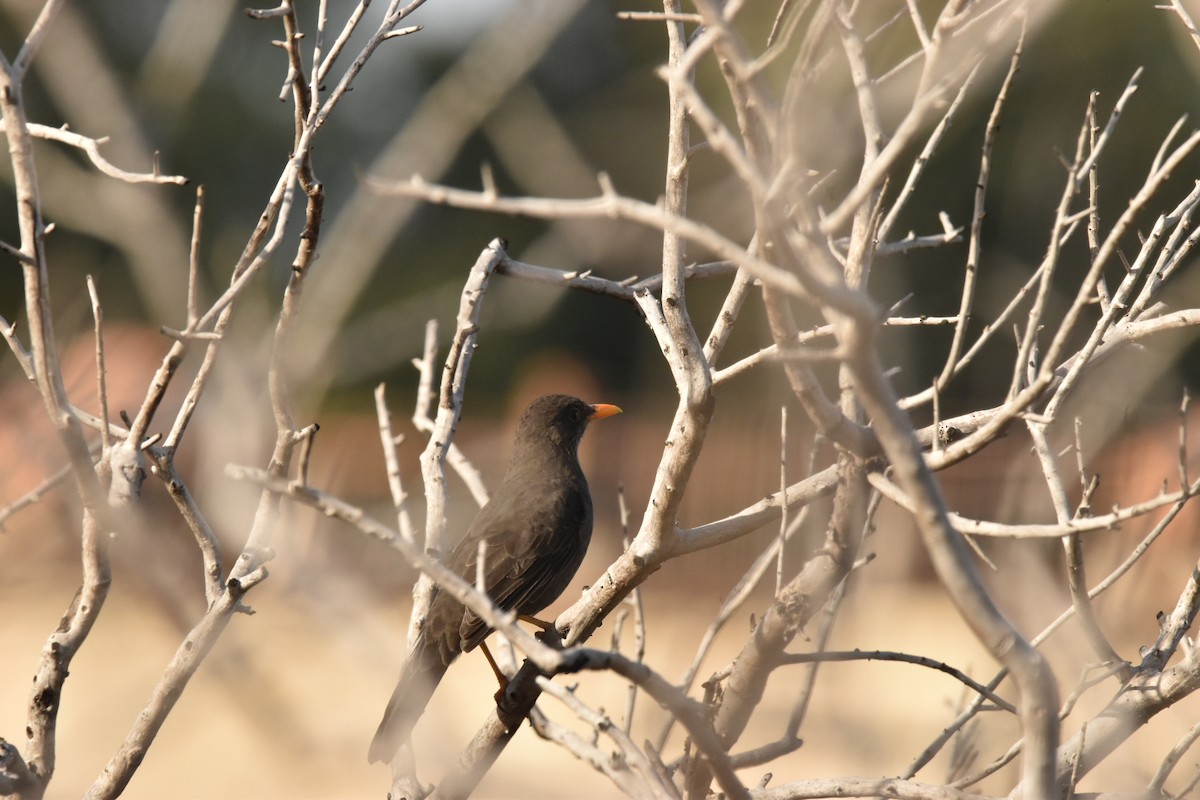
top-left (778, 649), bottom-right (1016, 713)
top-left (1029, 422), bottom-right (1128, 676)
top-left (0, 461), bottom-right (73, 531)
top-left (1148, 720), bottom-right (1200, 795)
top-left (533, 677), bottom-right (678, 800)
top-left (186, 186), bottom-right (205, 328)
top-left (871, 470), bottom-right (1200, 538)
top-left (148, 452), bottom-right (225, 605)
top-left (905, 471), bottom-right (1200, 778)
top-left (375, 384), bottom-right (416, 543)
top-left (617, 486), bottom-right (646, 737)
top-left (935, 29), bottom-right (1023, 395)
top-left (0, 120), bottom-right (188, 185)
top-left (86, 275), bottom-right (111, 454)
top-left (1074, 68), bottom-right (1143, 180)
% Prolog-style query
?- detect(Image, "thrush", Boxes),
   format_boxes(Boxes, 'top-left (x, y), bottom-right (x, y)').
top-left (368, 394), bottom-right (622, 764)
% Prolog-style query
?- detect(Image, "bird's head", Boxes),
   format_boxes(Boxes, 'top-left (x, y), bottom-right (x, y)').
top-left (517, 394), bottom-right (622, 455)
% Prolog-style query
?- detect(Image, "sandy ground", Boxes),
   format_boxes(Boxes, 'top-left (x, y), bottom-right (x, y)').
top-left (0, 564), bottom-right (961, 799)
top-left (3, 530), bottom-right (1196, 800)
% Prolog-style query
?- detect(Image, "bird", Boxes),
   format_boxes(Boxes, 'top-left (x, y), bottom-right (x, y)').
top-left (368, 394), bottom-right (622, 764)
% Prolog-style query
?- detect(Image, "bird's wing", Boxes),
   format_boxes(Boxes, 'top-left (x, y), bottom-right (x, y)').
top-left (452, 479), bottom-right (591, 651)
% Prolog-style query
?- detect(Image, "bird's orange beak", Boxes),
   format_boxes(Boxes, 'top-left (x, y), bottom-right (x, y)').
top-left (588, 403), bottom-right (622, 421)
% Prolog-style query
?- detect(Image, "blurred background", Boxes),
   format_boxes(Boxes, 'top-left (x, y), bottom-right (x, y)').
top-left (5, 0), bottom-right (1200, 797)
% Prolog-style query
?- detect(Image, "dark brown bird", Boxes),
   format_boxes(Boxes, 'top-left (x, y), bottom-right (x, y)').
top-left (368, 394), bottom-right (621, 764)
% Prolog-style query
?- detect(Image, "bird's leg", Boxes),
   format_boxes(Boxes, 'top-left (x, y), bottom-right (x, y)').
top-left (480, 641), bottom-right (509, 692)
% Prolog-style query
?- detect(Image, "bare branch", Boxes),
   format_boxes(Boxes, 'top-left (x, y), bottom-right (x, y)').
top-left (8, 0), bottom-right (67, 78)
top-left (366, 173), bottom-right (808, 298)
top-left (83, 566), bottom-right (266, 800)
top-left (416, 238), bottom-right (505, 550)
top-left (935, 29), bottom-right (1023, 395)
top-left (375, 383), bottom-right (416, 543)
top-left (0, 34), bottom-right (108, 516)
top-left (24, 511), bottom-right (110, 793)
top-left (551, 648), bottom-right (751, 800)
top-left (85, 276), bottom-right (111, 455)
top-left (0, 120), bottom-right (188, 184)
top-left (1026, 422), bottom-right (1127, 675)
top-left (750, 776), bottom-right (994, 799)
top-left (1162, 0), bottom-right (1200, 53)
top-left (1148, 720), bottom-right (1200, 795)
top-left (532, 677), bottom-right (677, 800)
top-left (186, 186), bottom-right (205, 327)
top-left (1073, 68), bottom-right (1143, 180)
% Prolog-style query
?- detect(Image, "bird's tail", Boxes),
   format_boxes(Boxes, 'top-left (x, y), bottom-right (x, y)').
top-left (368, 653), bottom-right (446, 764)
